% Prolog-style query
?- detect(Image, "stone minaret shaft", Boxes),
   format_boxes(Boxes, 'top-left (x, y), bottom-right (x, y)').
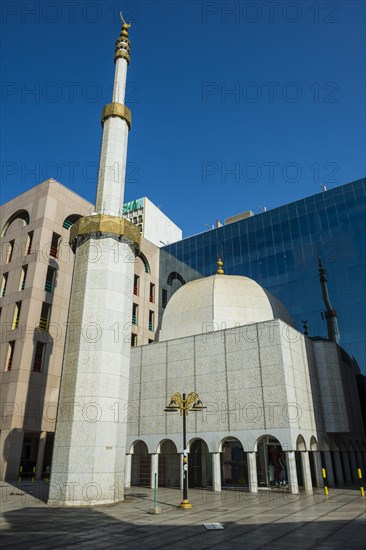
top-left (49, 19), bottom-right (139, 506)
top-left (318, 258), bottom-right (340, 343)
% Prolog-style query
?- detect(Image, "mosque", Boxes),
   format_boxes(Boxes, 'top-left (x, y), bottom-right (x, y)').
top-left (1, 17), bottom-right (365, 505)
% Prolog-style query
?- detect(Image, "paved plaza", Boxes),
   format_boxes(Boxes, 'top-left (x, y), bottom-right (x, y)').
top-left (1, 482), bottom-right (365, 549)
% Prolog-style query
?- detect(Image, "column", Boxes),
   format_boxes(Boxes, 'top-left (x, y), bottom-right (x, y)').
top-left (247, 452), bottom-right (258, 493)
top-left (313, 451), bottom-right (323, 488)
top-left (324, 451), bottom-right (335, 486)
top-left (201, 442), bottom-right (207, 487)
top-left (341, 451), bottom-right (352, 483)
top-left (0, 429), bottom-right (24, 481)
top-left (333, 451), bottom-right (344, 486)
top-left (150, 453), bottom-right (159, 489)
top-left (286, 451), bottom-right (299, 494)
top-left (212, 453), bottom-right (221, 492)
top-left (35, 431), bottom-right (47, 480)
top-left (349, 451), bottom-right (358, 481)
top-left (180, 454), bottom-right (184, 490)
top-left (125, 454), bottom-right (132, 488)
top-left (300, 452), bottom-right (313, 492)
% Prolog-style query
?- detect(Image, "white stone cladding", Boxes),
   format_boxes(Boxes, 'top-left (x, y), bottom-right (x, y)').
top-left (127, 320), bottom-right (320, 454)
top-left (49, 237), bottom-right (134, 505)
top-left (95, 115), bottom-right (129, 216)
top-left (112, 58), bottom-right (127, 103)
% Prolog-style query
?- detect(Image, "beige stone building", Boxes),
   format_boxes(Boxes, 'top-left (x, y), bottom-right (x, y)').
top-left (0, 178), bottom-right (163, 480)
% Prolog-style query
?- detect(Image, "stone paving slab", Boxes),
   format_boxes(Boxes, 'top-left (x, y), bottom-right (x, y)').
top-left (1, 483), bottom-right (365, 549)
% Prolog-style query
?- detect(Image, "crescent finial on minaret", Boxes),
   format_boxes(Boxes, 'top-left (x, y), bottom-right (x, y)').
top-left (115, 11), bottom-right (132, 64)
top-left (120, 11), bottom-right (131, 28)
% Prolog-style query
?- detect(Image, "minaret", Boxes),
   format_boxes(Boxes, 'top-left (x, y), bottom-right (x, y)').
top-left (48, 16), bottom-right (139, 506)
top-left (318, 258), bottom-right (340, 343)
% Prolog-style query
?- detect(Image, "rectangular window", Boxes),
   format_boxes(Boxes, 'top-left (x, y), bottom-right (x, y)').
top-left (162, 288), bottom-right (168, 309)
top-left (132, 303), bottom-right (138, 325)
top-left (5, 341), bottom-right (15, 371)
top-left (149, 283), bottom-right (155, 303)
top-left (6, 240), bottom-right (15, 263)
top-left (138, 215), bottom-right (143, 223)
top-left (134, 275), bottom-right (139, 296)
top-left (148, 310), bottom-right (154, 332)
top-left (19, 265), bottom-right (28, 291)
top-left (25, 231), bottom-right (33, 255)
top-left (33, 342), bottom-right (46, 372)
top-left (131, 333), bottom-right (138, 347)
top-left (39, 302), bottom-right (51, 331)
top-left (50, 232), bottom-right (60, 258)
top-left (44, 266), bottom-right (56, 293)
top-left (12, 301), bottom-right (21, 329)
top-left (1, 273), bottom-right (8, 297)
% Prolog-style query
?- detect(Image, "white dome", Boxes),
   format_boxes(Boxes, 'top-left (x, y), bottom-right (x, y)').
top-left (159, 274), bottom-right (294, 342)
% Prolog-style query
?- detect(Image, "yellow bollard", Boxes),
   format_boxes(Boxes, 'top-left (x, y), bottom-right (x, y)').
top-left (18, 466), bottom-right (22, 483)
top-left (31, 466), bottom-right (36, 483)
top-left (322, 468), bottom-right (329, 495)
top-left (357, 468), bottom-right (364, 497)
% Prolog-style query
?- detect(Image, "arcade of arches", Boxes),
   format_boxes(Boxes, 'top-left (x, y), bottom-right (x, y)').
top-left (126, 435), bottom-right (366, 493)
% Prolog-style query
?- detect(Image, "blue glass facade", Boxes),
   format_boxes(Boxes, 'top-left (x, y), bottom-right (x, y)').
top-left (160, 178), bottom-right (366, 374)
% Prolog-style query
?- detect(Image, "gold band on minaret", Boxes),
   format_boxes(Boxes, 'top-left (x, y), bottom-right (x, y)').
top-left (101, 102), bottom-right (132, 129)
top-left (114, 13), bottom-right (131, 64)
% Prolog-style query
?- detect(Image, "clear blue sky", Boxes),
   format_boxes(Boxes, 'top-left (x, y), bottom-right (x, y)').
top-left (1, 0), bottom-right (365, 236)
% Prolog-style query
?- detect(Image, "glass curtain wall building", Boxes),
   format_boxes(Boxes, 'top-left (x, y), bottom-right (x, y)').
top-left (160, 178), bottom-right (366, 374)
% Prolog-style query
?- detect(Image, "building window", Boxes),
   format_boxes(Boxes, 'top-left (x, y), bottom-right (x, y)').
top-left (25, 231), bottom-right (33, 255)
top-left (5, 341), bottom-right (15, 371)
top-left (138, 224), bottom-right (143, 234)
top-left (50, 232), bottom-right (60, 258)
top-left (39, 302), bottom-right (51, 331)
top-left (131, 333), bottom-right (138, 347)
top-left (45, 266), bottom-right (56, 293)
top-left (1, 273), bottom-right (8, 297)
top-left (132, 303), bottom-right (138, 325)
top-left (134, 275), bottom-right (139, 296)
top-left (138, 215), bottom-right (143, 223)
top-left (150, 283), bottom-right (155, 303)
top-left (6, 240), bottom-right (15, 263)
top-left (19, 265), bottom-right (28, 291)
top-left (12, 301), bottom-right (21, 330)
top-left (33, 342), bottom-right (46, 372)
top-left (148, 339), bottom-right (154, 344)
top-left (162, 288), bottom-right (168, 309)
top-left (148, 310), bottom-right (154, 332)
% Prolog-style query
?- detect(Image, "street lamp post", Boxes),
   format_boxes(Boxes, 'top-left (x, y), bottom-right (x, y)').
top-left (164, 391), bottom-right (206, 509)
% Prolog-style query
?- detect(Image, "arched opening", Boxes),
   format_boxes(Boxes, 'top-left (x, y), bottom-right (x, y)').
top-left (131, 441), bottom-right (150, 487)
top-left (256, 435), bottom-right (286, 488)
top-left (1, 209), bottom-right (30, 237)
top-left (295, 435), bottom-right (307, 488)
top-left (137, 252), bottom-right (150, 274)
top-left (221, 437), bottom-right (248, 488)
top-left (158, 440), bottom-right (180, 487)
top-left (62, 214), bottom-right (82, 230)
top-left (188, 438), bottom-right (211, 488)
top-left (167, 271), bottom-right (186, 287)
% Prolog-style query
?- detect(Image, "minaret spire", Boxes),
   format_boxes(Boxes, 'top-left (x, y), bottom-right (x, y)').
top-left (318, 258), bottom-right (340, 343)
top-left (95, 13), bottom-right (132, 216)
top-left (49, 19), bottom-right (139, 506)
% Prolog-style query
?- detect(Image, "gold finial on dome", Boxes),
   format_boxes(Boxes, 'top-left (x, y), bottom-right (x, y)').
top-left (217, 257), bottom-right (224, 275)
